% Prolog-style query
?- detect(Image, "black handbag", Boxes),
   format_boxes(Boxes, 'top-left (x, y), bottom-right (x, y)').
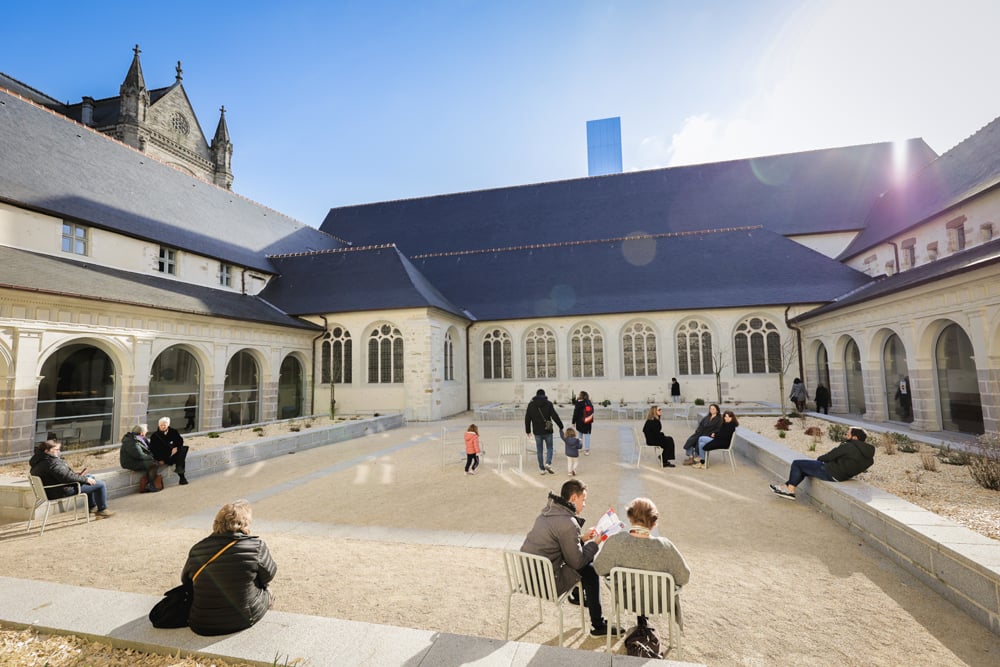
top-left (149, 539), bottom-right (238, 628)
top-left (149, 583), bottom-right (193, 628)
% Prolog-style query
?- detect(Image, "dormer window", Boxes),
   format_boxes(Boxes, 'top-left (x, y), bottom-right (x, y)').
top-left (900, 238), bottom-right (916, 269)
top-left (947, 216), bottom-right (967, 252)
top-left (158, 246), bottom-right (176, 275)
top-left (926, 241), bottom-right (938, 261)
top-left (61, 222), bottom-right (88, 256)
top-left (219, 263), bottom-right (232, 287)
top-left (981, 223), bottom-right (995, 243)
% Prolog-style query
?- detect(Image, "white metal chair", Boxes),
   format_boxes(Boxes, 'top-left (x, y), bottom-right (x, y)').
top-left (607, 566), bottom-right (681, 657)
top-left (633, 426), bottom-right (659, 468)
top-left (704, 444), bottom-right (737, 471)
top-left (503, 550), bottom-right (585, 646)
top-left (496, 435), bottom-right (524, 473)
top-left (27, 474), bottom-right (90, 535)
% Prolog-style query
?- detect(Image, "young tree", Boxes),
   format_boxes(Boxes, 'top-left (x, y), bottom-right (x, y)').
top-left (712, 347), bottom-right (730, 405)
top-left (776, 337), bottom-right (798, 415)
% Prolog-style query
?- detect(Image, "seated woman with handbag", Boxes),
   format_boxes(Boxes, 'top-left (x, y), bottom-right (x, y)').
top-left (694, 410), bottom-right (739, 468)
top-left (182, 499), bottom-right (277, 635)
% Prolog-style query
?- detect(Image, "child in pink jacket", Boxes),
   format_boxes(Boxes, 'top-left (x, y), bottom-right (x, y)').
top-left (464, 424), bottom-right (481, 475)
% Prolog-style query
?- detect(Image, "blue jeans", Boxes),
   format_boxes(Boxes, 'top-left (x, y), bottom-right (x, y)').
top-left (533, 433), bottom-right (554, 470)
top-left (696, 435), bottom-right (712, 459)
top-left (70, 480), bottom-right (109, 511)
top-left (581, 432), bottom-right (591, 452)
top-left (787, 459), bottom-right (835, 487)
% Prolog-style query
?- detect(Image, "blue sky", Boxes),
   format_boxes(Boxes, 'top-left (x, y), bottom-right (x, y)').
top-left (5, 1), bottom-right (1000, 225)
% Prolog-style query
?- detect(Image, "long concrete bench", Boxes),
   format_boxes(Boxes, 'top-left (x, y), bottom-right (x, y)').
top-left (0, 576), bottom-right (701, 666)
top-left (732, 427), bottom-right (1000, 636)
top-left (0, 414), bottom-right (405, 523)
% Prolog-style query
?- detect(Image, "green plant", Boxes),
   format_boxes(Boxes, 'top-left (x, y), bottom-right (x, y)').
top-left (968, 432), bottom-right (1000, 490)
top-left (207, 431), bottom-right (220, 438)
top-left (937, 444), bottom-right (970, 466)
top-left (779, 431), bottom-right (786, 439)
top-left (788, 410), bottom-right (801, 418)
top-left (600, 399), bottom-right (612, 407)
top-left (808, 440), bottom-right (816, 451)
top-left (891, 432), bottom-right (918, 453)
top-left (694, 398), bottom-right (705, 406)
top-left (253, 426), bottom-right (264, 432)
top-left (827, 423), bottom-right (848, 442)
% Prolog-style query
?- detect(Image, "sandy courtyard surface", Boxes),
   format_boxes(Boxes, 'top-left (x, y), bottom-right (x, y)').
top-left (1, 415), bottom-right (998, 666)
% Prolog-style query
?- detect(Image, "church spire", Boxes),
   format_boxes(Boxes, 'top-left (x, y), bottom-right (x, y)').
top-left (122, 44), bottom-right (147, 93)
top-left (211, 105), bottom-right (234, 189)
top-left (175, 60), bottom-right (183, 83)
top-left (118, 44), bottom-right (149, 145)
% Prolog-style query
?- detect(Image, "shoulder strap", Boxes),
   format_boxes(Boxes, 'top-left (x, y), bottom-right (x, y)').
top-left (193, 539), bottom-right (238, 582)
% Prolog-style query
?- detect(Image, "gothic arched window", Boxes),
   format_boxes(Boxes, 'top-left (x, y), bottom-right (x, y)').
top-left (734, 317), bottom-right (781, 373)
top-left (676, 319), bottom-right (713, 375)
top-left (368, 324), bottom-right (403, 383)
top-left (525, 327), bottom-right (557, 379)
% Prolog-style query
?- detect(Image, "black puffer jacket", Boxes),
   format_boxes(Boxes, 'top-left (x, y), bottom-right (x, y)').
top-left (29, 451), bottom-right (88, 499)
top-left (525, 395), bottom-right (564, 435)
top-left (182, 533), bottom-right (277, 636)
top-left (818, 440), bottom-right (876, 481)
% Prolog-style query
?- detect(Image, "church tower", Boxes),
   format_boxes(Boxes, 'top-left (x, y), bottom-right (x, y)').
top-left (117, 44), bottom-right (149, 150)
top-left (211, 106), bottom-right (234, 189)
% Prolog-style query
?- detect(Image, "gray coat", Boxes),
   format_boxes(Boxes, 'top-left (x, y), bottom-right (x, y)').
top-left (119, 432), bottom-right (155, 471)
top-left (594, 532), bottom-right (691, 627)
top-left (520, 493), bottom-right (597, 595)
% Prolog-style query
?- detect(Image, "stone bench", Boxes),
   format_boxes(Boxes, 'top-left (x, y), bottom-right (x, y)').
top-left (733, 428), bottom-right (1000, 636)
top-left (0, 414), bottom-right (405, 524)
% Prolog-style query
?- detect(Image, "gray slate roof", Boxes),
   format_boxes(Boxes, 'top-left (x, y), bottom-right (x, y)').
top-left (0, 88), bottom-right (343, 274)
top-left (260, 245), bottom-right (469, 319)
top-left (0, 245), bottom-right (317, 329)
top-left (839, 114), bottom-right (1000, 260)
top-left (406, 227), bottom-right (871, 321)
top-left (320, 140), bottom-right (937, 256)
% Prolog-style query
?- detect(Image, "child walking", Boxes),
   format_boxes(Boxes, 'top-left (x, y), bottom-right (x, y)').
top-left (464, 424), bottom-right (481, 475)
top-left (560, 427), bottom-right (583, 476)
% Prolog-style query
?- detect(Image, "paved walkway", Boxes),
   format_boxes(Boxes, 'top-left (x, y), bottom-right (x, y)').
top-left (0, 412), bottom-right (997, 666)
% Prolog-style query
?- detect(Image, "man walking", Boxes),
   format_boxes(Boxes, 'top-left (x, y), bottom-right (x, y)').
top-left (525, 388), bottom-right (563, 475)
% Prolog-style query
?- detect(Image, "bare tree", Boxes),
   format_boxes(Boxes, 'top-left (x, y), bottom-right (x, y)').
top-left (776, 337), bottom-right (798, 415)
top-left (712, 346), bottom-right (730, 405)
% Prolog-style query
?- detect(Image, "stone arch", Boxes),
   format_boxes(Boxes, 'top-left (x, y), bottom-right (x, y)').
top-left (148, 343), bottom-right (207, 430)
top-left (278, 353), bottom-right (306, 419)
top-left (835, 334), bottom-right (866, 415)
top-left (223, 348), bottom-right (263, 427)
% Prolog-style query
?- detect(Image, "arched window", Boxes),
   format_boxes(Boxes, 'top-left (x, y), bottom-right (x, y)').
top-left (368, 324), bottom-right (403, 383)
top-left (149, 346), bottom-right (201, 429)
top-left (816, 343), bottom-right (830, 388)
top-left (224, 350), bottom-right (259, 427)
top-left (322, 327), bottom-right (352, 384)
top-left (483, 329), bottom-right (512, 379)
top-left (677, 319), bottom-right (713, 375)
top-left (882, 334), bottom-right (911, 423)
top-left (571, 324), bottom-right (604, 378)
top-left (622, 321), bottom-right (657, 377)
top-left (444, 331), bottom-right (455, 381)
top-left (278, 355), bottom-right (303, 419)
top-left (734, 317), bottom-right (781, 373)
top-left (526, 326), bottom-right (557, 379)
top-left (844, 338), bottom-right (866, 414)
top-left (936, 323), bottom-right (983, 434)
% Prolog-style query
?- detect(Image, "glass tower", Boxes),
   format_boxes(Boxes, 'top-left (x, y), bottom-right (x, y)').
top-left (586, 117), bottom-right (623, 176)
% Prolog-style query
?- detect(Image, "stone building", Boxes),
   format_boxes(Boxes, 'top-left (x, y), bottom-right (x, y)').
top-left (1, 56), bottom-right (998, 458)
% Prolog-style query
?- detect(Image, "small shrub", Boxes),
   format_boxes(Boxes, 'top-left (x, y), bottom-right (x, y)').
top-left (778, 431), bottom-right (786, 439)
top-left (808, 440), bottom-right (817, 451)
top-left (304, 420), bottom-right (314, 429)
top-left (968, 432), bottom-right (1000, 490)
top-left (788, 410), bottom-right (801, 419)
top-left (881, 433), bottom-right (897, 455)
top-left (774, 417), bottom-right (791, 431)
top-left (804, 426), bottom-right (822, 437)
top-left (599, 399), bottom-right (612, 407)
top-left (207, 431), bottom-right (220, 438)
top-left (891, 432), bottom-right (918, 453)
top-left (920, 453), bottom-right (938, 472)
top-left (289, 426), bottom-right (301, 432)
top-left (937, 445), bottom-right (970, 466)
top-left (827, 423), bottom-right (848, 442)
top-left (694, 398), bottom-right (705, 406)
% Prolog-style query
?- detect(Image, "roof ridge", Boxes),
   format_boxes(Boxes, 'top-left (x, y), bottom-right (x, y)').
top-left (267, 243), bottom-right (396, 259)
top-left (410, 226), bottom-right (764, 259)
top-left (0, 74), bottom-right (63, 106)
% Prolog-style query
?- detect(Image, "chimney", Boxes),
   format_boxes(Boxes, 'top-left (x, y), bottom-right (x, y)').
top-left (81, 96), bottom-right (94, 126)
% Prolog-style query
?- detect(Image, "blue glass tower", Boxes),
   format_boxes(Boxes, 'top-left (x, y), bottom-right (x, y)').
top-left (586, 117), bottom-right (623, 176)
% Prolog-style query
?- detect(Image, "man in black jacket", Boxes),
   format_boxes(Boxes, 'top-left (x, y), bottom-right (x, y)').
top-left (150, 417), bottom-right (190, 485)
top-left (770, 428), bottom-right (875, 499)
top-left (525, 389), bottom-right (563, 475)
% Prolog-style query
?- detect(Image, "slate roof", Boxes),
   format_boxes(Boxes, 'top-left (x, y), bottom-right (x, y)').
top-left (403, 227), bottom-right (872, 321)
top-left (796, 237), bottom-right (1000, 322)
top-left (0, 88), bottom-right (343, 274)
top-left (320, 140), bottom-right (937, 256)
top-left (260, 245), bottom-right (469, 319)
top-left (0, 245), bottom-right (317, 329)
top-left (839, 114), bottom-right (1000, 260)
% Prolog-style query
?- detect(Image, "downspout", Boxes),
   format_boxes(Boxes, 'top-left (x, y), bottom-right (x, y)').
top-left (784, 306), bottom-right (804, 383)
top-left (465, 319), bottom-right (474, 412)
top-left (312, 316), bottom-right (329, 418)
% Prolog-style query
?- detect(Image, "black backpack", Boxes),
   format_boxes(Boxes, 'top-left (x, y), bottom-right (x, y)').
top-left (624, 616), bottom-right (663, 659)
